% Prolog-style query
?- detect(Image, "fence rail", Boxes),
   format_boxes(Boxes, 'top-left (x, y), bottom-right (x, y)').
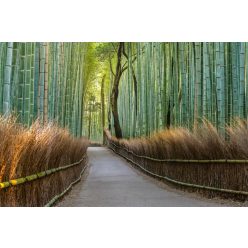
top-left (109, 141), bottom-right (248, 164)
top-left (45, 162), bottom-right (88, 207)
top-left (0, 154), bottom-right (87, 189)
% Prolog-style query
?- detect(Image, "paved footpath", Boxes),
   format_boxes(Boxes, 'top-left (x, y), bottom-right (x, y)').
top-left (58, 147), bottom-right (225, 207)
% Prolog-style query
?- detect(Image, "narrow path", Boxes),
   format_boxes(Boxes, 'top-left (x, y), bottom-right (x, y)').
top-left (58, 147), bottom-right (225, 207)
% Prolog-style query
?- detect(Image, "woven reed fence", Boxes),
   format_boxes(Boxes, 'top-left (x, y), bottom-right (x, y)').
top-left (0, 155), bottom-right (88, 207)
top-left (104, 130), bottom-right (248, 201)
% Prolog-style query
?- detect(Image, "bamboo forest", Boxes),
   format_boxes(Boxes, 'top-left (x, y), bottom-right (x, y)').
top-left (1, 42), bottom-right (248, 207)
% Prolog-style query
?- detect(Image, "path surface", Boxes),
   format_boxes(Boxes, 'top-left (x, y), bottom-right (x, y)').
top-left (58, 147), bottom-right (225, 207)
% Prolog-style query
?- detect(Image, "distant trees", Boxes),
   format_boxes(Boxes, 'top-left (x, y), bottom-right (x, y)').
top-left (95, 42), bottom-right (137, 138)
top-left (93, 42), bottom-right (122, 138)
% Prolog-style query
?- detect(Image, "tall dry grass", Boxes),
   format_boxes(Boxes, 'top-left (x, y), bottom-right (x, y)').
top-left (105, 120), bottom-right (248, 200)
top-left (0, 116), bottom-right (89, 207)
top-left (107, 120), bottom-right (248, 160)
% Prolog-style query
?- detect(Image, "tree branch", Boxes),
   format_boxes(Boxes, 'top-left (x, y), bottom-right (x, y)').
top-left (109, 55), bottom-right (115, 76)
top-left (121, 65), bottom-right (128, 74)
top-left (111, 42), bottom-right (118, 53)
top-left (121, 61), bottom-right (128, 71)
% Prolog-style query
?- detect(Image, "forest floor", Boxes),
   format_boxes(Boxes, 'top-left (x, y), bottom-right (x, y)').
top-left (57, 147), bottom-right (244, 207)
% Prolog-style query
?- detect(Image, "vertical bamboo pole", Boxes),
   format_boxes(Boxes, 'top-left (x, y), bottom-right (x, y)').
top-left (43, 42), bottom-right (49, 124)
top-left (3, 42), bottom-right (13, 115)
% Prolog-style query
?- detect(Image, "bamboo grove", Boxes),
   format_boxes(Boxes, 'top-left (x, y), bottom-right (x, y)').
top-left (1, 42), bottom-right (248, 141)
top-left (115, 42), bottom-right (248, 138)
top-left (0, 42), bottom-right (91, 137)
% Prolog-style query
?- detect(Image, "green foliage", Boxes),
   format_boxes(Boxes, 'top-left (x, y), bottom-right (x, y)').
top-left (94, 42), bottom-right (117, 62)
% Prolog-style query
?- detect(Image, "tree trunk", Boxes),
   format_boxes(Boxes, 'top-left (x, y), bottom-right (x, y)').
top-left (110, 42), bottom-right (125, 138)
top-left (111, 74), bottom-right (122, 138)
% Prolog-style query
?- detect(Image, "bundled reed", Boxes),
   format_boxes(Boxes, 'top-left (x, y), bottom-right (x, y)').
top-left (105, 120), bottom-right (248, 201)
top-left (0, 116), bottom-right (89, 207)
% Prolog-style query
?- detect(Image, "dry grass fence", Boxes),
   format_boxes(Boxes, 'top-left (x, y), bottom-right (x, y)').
top-left (0, 116), bottom-right (89, 207)
top-left (105, 120), bottom-right (248, 201)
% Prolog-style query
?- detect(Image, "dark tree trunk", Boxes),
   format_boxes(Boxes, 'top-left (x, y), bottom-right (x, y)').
top-left (108, 107), bottom-right (111, 131)
top-left (111, 73), bottom-right (123, 138)
top-left (110, 42), bottom-right (125, 139)
top-left (131, 66), bottom-right (138, 116)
